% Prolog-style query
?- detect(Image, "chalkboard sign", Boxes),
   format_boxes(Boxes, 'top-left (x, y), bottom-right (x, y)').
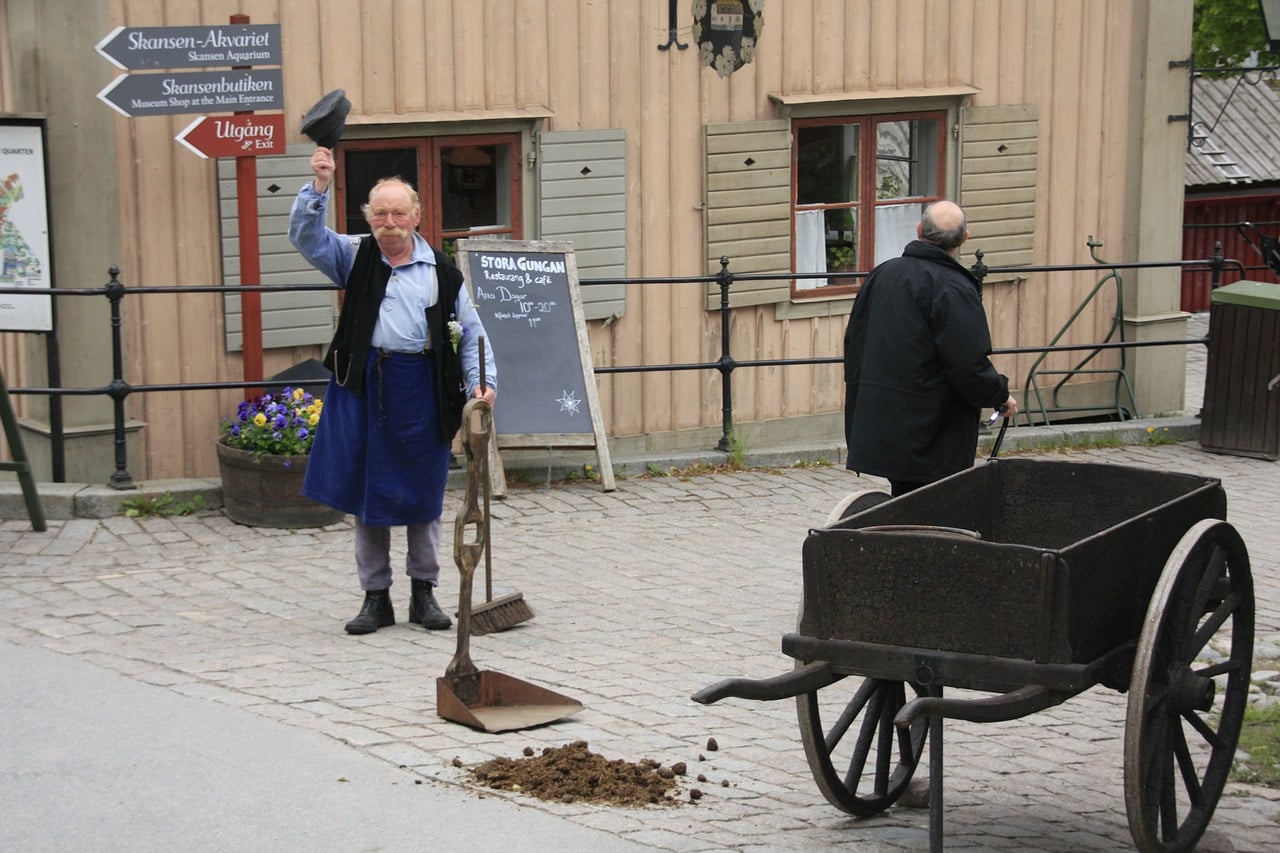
top-left (456, 239), bottom-right (614, 491)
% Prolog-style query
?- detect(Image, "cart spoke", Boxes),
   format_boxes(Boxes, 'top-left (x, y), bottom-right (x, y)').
top-left (844, 685), bottom-right (887, 786)
top-left (826, 677), bottom-right (876, 751)
top-left (872, 685), bottom-right (899, 795)
top-left (1190, 591), bottom-right (1240, 654)
top-left (1182, 708), bottom-right (1223, 751)
top-left (1171, 718), bottom-right (1205, 809)
top-left (1194, 657), bottom-right (1242, 679)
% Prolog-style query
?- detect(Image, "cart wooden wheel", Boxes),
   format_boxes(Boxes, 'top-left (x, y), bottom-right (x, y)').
top-left (1124, 519), bottom-right (1254, 853)
top-left (796, 673), bottom-right (929, 816)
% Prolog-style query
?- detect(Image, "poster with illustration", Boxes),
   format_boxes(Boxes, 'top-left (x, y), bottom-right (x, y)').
top-left (0, 118), bottom-right (53, 332)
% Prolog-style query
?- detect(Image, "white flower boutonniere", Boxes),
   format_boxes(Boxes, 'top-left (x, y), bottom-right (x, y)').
top-left (448, 316), bottom-right (466, 353)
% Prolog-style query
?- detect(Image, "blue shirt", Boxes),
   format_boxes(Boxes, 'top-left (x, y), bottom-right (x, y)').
top-left (289, 183), bottom-right (496, 394)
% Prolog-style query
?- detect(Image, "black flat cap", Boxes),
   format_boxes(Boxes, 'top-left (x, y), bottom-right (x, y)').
top-left (300, 89), bottom-right (350, 149)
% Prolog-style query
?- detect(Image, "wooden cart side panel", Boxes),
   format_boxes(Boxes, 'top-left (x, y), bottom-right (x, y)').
top-left (992, 460), bottom-right (1220, 550)
top-left (1061, 484), bottom-right (1227, 663)
top-left (799, 531), bottom-right (1073, 663)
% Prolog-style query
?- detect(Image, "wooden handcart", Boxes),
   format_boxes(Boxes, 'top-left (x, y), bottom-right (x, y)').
top-left (694, 458), bottom-right (1254, 852)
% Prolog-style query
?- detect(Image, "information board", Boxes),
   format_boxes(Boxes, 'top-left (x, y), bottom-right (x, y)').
top-left (0, 117), bottom-right (54, 332)
top-left (457, 239), bottom-right (614, 491)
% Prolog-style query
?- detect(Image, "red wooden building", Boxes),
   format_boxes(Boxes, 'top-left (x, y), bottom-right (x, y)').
top-left (1182, 76), bottom-right (1280, 312)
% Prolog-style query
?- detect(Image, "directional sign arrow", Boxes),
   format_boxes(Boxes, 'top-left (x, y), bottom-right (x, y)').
top-left (97, 69), bottom-right (284, 118)
top-left (177, 114), bottom-right (286, 159)
top-left (96, 24), bottom-right (282, 70)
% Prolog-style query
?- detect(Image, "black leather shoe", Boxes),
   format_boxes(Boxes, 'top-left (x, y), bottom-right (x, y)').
top-left (409, 579), bottom-right (452, 630)
top-left (345, 589), bottom-right (395, 635)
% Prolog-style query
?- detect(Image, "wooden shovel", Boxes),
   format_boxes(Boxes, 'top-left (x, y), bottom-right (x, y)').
top-left (435, 341), bottom-right (581, 732)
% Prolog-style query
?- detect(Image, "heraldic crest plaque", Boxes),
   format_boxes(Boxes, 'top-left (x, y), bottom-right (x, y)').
top-left (693, 0), bottom-right (764, 78)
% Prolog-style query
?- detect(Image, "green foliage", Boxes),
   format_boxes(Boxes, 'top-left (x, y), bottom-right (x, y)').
top-left (876, 171), bottom-right (904, 200)
top-left (1143, 426), bottom-right (1179, 445)
top-left (1231, 670), bottom-right (1280, 788)
top-left (565, 463), bottom-right (601, 483)
top-left (1003, 431), bottom-right (1125, 455)
top-left (826, 243), bottom-right (856, 269)
top-left (123, 492), bottom-right (206, 518)
top-left (725, 431), bottom-right (748, 468)
top-left (221, 387), bottom-right (323, 456)
top-left (1194, 0), bottom-right (1280, 70)
top-left (645, 461), bottom-right (669, 476)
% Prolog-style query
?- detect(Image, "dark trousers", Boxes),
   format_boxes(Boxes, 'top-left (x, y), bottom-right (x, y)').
top-left (889, 479), bottom-right (927, 497)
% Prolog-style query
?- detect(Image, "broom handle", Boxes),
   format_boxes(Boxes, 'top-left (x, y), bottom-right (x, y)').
top-left (479, 337), bottom-right (493, 604)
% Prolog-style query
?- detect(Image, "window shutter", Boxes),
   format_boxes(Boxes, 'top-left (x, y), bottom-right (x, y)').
top-left (219, 143), bottom-right (337, 351)
top-left (537, 129), bottom-right (627, 320)
top-left (959, 105), bottom-right (1039, 272)
top-left (704, 119), bottom-right (792, 309)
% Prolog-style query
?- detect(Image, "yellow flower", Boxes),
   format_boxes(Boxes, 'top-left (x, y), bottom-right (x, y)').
top-left (292, 388), bottom-right (304, 401)
top-left (253, 413), bottom-right (267, 427)
top-left (1146, 427), bottom-right (1154, 434)
top-left (308, 413), bottom-right (320, 426)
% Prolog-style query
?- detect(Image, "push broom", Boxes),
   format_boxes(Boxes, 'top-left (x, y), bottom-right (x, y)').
top-left (468, 338), bottom-right (534, 635)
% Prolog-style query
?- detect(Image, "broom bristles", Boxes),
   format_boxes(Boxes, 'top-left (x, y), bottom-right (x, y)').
top-left (468, 591), bottom-right (534, 635)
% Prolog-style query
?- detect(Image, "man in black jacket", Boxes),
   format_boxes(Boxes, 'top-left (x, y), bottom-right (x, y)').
top-left (843, 200), bottom-right (1017, 496)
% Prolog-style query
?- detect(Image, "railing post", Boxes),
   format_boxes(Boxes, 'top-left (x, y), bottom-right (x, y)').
top-left (104, 266), bottom-right (136, 490)
top-left (1209, 240), bottom-right (1224, 291)
top-left (716, 256), bottom-right (736, 452)
top-left (970, 249), bottom-right (988, 300)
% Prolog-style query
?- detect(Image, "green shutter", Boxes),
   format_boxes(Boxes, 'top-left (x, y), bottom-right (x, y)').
top-left (219, 143), bottom-right (338, 351)
top-left (537, 129), bottom-right (627, 320)
top-left (959, 105), bottom-right (1038, 271)
top-left (704, 119), bottom-right (793, 309)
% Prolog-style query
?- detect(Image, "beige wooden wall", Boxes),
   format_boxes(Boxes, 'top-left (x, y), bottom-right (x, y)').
top-left (3, 0), bottom-right (1190, 480)
top-left (0, 1), bottom-right (26, 461)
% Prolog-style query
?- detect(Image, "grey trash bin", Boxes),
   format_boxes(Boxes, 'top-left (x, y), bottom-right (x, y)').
top-left (1199, 281), bottom-right (1280, 460)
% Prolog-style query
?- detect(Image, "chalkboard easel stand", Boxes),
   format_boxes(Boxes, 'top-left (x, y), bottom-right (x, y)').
top-left (493, 428), bottom-right (617, 494)
top-left (458, 239), bottom-right (615, 494)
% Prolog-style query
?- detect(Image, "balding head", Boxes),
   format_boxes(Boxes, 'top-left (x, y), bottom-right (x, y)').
top-left (918, 201), bottom-right (968, 254)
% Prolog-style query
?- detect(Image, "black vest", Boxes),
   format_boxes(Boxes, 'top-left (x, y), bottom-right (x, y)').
top-left (321, 237), bottom-right (468, 441)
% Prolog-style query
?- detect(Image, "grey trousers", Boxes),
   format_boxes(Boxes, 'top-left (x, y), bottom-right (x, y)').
top-left (353, 517), bottom-right (442, 591)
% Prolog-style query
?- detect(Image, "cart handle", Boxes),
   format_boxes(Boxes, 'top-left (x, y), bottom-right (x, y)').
top-left (893, 684), bottom-right (1062, 728)
top-left (692, 660), bottom-right (839, 704)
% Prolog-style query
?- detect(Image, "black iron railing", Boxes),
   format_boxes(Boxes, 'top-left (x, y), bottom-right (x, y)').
top-left (0, 244), bottom-right (1241, 487)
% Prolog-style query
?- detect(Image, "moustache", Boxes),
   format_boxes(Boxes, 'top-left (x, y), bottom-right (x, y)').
top-left (374, 225), bottom-right (410, 240)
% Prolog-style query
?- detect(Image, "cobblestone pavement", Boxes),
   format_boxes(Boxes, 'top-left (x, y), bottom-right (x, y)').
top-left (1, 434), bottom-right (1277, 852)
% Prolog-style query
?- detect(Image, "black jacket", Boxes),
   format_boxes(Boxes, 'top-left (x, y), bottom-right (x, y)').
top-left (843, 240), bottom-right (1009, 483)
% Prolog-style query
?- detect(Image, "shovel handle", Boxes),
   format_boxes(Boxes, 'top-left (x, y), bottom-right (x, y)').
top-left (446, 396), bottom-right (492, 679)
top-left (479, 338), bottom-right (494, 604)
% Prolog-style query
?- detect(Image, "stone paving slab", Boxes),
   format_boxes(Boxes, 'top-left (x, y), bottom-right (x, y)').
top-left (1, 436), bottom-right (1277, 852)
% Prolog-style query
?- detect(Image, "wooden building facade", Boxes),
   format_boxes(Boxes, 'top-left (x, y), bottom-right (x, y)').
top-left (0, 0), bottom-right (1194, 483)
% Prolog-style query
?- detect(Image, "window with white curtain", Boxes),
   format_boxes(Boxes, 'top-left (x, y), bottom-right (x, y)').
top-left (792, 112), bottom-right (945, 297)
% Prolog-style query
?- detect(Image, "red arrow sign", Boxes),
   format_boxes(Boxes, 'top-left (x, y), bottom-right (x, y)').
top-left (176, 114), bottom-right (285, 158)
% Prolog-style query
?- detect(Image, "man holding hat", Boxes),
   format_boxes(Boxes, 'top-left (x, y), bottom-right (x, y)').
top-left (289, 144), bottom-right (497, 635)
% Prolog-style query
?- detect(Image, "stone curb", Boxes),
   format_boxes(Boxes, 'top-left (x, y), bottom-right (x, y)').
top-left (0, 416), bottom-right (1204, 522)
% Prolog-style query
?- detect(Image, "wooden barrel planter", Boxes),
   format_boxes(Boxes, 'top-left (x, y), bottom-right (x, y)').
top-left (215, 439), bottom-right (345, 528)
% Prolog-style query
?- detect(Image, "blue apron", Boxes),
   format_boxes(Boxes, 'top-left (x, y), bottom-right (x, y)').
top-left (302, 350), bottom-right (450, 527)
